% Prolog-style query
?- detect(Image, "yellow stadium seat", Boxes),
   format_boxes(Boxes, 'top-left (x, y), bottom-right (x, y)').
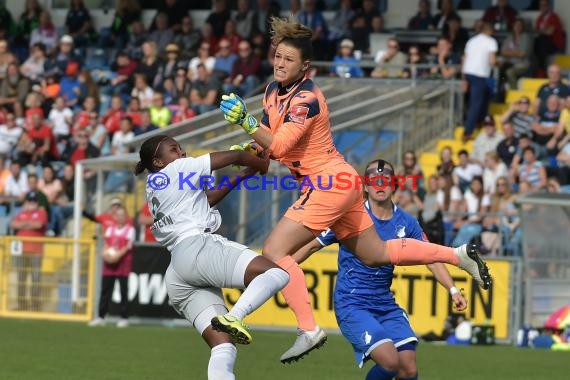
top-left (419, 152), bottom-right (440, 167)
top-left (554, 55), bottom-right (570, 69)
top-left (517, 78), bottom-right (548, 93)
top-left (454, 127), bottom-right (464, 141)
top-left (505, 90), bottom-right (536, 105)
top-left (489, 103), bottom-right (508, 115)
top-left (422, 165), bottom-right (437, 180)
top-left (436, 139), bottom-right (472, 155)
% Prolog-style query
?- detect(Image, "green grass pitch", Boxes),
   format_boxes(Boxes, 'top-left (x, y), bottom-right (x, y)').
top-left (1, 318), bottom-right (568, 380)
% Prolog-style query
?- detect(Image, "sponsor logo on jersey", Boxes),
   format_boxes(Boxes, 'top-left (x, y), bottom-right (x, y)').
top-left (396, 225), bottom-right (406, 238)
top-left (289, 105), bottom-right (309, 125)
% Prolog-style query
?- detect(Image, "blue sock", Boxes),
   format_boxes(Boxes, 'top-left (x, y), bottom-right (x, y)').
top-left (366, 365), bottom-right (397, 380)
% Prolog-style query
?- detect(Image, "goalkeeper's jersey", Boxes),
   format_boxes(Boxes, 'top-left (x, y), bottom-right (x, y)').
top-left (317, 201), bottom-right (427, 304)
top-left (260, 78), bottom-right (346, 177)
top-left (145, 154), bottom-right (221, 251)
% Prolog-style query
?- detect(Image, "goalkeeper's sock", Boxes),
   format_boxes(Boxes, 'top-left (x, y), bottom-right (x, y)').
top-left (365, 365), bottom-right (398, 380)
top-left (276, 255), bottom-right (317, 332)
top-left (386, 239), bottom-right (459, 266)
top-left (208, 343), bottom-right (236, 380)
top-left (228, 268), bottom-right (288, 320)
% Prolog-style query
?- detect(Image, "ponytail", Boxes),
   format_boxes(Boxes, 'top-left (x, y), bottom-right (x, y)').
top-left (134, 161), bottom-right (146, 175)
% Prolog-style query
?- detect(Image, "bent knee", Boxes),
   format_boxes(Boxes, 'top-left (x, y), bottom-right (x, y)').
top-left (398, 367), bottom-right (418, 379)
top-left (262, 241), bottom-right (289, 262)
top-left (380, 359), bottom-right (400, 374)
top-left (371, 354), bottom-right (399, 373)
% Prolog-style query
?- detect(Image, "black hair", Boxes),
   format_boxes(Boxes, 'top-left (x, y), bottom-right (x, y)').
top-left (134, 135), bottom-right (171, 175)
top-left (458, 149), bottom-right (469, 156)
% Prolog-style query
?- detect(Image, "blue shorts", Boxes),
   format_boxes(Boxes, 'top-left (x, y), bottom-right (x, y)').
top-left (335, 302), bottom-right (418, 368)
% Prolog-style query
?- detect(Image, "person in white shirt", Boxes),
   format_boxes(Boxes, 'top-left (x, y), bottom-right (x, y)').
top-left (48, 96), bottom-right (73, 140)
top-left (0, 112), bottom-right (23, 157)
top-left (3, 161), bottom-right (29, 199)
top-left (435, 174), bottom-right (463, 246)
top-left (462, 22), bottom-right (498, 141)
top-left (452, 150), bottom-right (484, 192)
top-left (472, 115), bottom-right (505, 165)
top-left (135, 135), bottom-right (288, 380)
top-left (483, 151), bottom-right (508, 194)
top-left (453, 176), bottom-right (491, 247)
top-left (104, 117), bottom-right (136, 192)
top-left (111, 117), bottom-right (135, 156)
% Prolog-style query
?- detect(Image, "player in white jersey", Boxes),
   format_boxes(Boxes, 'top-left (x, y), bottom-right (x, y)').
top-left (135, 135), bottom-right (289, 380)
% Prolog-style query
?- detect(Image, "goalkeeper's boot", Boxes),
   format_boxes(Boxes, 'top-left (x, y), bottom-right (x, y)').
top-left (280, 326), bottom-right (327, 364)
top-left (455, 244), bottom-right (492, 290)
top-left (211, 314), bottom-right (253, 345)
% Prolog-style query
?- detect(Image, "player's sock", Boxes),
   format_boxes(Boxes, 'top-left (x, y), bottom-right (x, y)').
top-left (228, 268), bottom-right (289, 320)
top-left (208, 343), bottom-right (237, 380)
top-left (276, 255), bottom-right (317, 331)
top-left (398, 375), bottom-right (419, 380)
top-left (365, 364), bottom-right (397, 380)
top-left (386, 239), bottom-right (459, 266)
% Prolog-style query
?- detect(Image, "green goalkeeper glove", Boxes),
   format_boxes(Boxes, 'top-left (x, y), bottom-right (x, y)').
top-left (220, 93), bottom-right (259, 135)
top-left (229, 141), bottom-right (261, 169)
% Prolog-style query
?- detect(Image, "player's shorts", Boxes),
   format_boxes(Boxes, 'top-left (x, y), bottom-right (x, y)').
top-left (164, 233), bottom-right (258, 334)
top-left (335, 302), bottom-right (419, 368)
top-left (284, 163), bottom-right (373, 240)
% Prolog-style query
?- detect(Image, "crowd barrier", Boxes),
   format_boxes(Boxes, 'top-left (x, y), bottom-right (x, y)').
top-left (0, 236), bottom-right (96, 322)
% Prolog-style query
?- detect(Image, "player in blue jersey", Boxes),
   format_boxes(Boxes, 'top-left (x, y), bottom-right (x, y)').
top-left (293, 159), bottom-right (468, 379)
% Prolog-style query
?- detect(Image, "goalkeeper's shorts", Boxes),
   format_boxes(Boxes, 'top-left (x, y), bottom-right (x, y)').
top-left (284, 163), bottom-right (373, 240)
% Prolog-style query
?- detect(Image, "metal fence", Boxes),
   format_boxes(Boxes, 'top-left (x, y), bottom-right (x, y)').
top-left (0, 236), bottom-right (96, 321)
top-left (516, 193), bottom-right (570, 329)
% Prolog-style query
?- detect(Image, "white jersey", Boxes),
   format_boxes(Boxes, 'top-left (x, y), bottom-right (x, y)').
top-left (145, 154), bottom-right (222, 251)
top-left (462, 33), bottom-right (498, 78)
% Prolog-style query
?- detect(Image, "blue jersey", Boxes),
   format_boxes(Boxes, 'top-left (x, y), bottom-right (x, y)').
top-left (318, 201), bottom-right (426, 306)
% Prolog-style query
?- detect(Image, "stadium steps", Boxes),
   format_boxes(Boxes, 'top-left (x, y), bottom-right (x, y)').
top-left (517, 78), bottom-right (549, 93)
top-left (505, 89), bottom-right (536, 105)
top-left (419, 83), bottom-right (531, 179)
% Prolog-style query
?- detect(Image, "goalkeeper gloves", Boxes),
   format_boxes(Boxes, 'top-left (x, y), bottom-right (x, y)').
top-left (229, 141), bottom-right (261, 169)
top-left (220, 93), bottom-right (259, 135)
top-left (230, 141), bottom-right (260, 155)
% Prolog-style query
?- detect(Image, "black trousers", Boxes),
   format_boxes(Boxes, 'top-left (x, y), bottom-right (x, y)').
top-left (98, 275), bottom-right (128, 319)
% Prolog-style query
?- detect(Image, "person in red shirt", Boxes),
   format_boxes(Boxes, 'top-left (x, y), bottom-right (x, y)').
top-left (82, 197), bottom-right (133, 234)
top-left (481, 0), bottom-right (518, 31)
top-left (137, 202), bottom-right (156, 243)
top-left (109, 51), bottom-right (138, 96)
top-left (102, 95), bottom-right (126, 137)
top-left (88, 206), bottom-right (135, 328)
top-left (126, 97), bottom-right (142, 128)
top-left (534, 0), bottom-right (565, 75)
top-left (23, 98), bottom-right (44, 132)
top-left (10, 191), bottom-right (48, 311)
top-left (170, 96), bottom-right (196, 124)
top-left (27, 112), bottom-right (59, 165)
top-left (62, 129), bottom-right (101, 167)
top-left (72, 96), bottom-right (97, 133)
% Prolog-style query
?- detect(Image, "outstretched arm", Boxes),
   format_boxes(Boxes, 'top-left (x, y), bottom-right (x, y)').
top-left (209, 150), bottom-right (269, 174)
top-left (206, 167), bottom-right (257, 207)
top-left (292, 239), bottom-right (324, 265)
top-left (427, 263), bottom-right (468, 311)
